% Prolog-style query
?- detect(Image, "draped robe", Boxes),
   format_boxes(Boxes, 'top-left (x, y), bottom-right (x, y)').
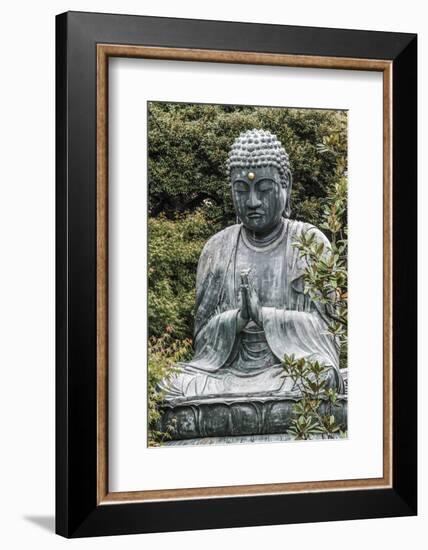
top-left (162, 219), bottom-right (345, 401)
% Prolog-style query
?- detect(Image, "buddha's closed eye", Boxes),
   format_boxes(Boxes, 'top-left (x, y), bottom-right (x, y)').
top-left (233, 181), bottom-right (249, 193)
top-left (257, 179), bottom-right (275, 192)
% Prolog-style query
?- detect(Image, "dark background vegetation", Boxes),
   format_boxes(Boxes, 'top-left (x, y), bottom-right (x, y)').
top-left (147, 102), bottom-right (347, 445)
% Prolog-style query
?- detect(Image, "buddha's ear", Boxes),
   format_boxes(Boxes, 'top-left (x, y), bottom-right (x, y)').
top-left (283, 169), bottom-right (293, 218)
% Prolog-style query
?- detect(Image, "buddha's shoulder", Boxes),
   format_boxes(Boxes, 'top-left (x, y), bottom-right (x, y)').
top-left (286, 219), bottom-right (330, 245)
top-left (201, 224), bottom-right (241, 253)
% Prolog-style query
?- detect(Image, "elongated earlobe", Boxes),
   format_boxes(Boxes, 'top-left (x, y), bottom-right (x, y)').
top-left (283, 169), bottom-right (293, 218)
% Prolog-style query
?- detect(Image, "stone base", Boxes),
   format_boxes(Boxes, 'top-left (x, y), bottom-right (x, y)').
top-left (160, 393), bottom-right (348, 441)
top-left (165, 432), bottom-right (345, 446)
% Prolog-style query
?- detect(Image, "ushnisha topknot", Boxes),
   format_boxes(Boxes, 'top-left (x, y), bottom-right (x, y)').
top-left (226, 129), bottom-right (291, 188)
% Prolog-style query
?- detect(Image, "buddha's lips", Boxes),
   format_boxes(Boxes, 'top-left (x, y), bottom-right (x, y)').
top-left (247, 212), bottom-right (264, 218)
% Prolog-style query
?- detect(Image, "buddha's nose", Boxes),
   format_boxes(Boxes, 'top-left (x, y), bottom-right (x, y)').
top-left (247, 191), bottom-right (262, 209)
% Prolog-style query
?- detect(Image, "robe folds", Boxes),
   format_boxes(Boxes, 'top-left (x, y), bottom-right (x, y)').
top-left (162, 219), bottom-right (345, 400)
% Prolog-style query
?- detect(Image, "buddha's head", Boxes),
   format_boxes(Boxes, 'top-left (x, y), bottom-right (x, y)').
top-left (226, 129), bottom-right (292, 234)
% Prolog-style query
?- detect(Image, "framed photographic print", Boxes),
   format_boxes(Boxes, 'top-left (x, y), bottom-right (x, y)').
top-left (56, 11), bottom-right (417, 538)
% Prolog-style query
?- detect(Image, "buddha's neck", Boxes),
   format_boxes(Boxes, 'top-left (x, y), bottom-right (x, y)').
top-left (243, 219), bottom-right (285, 248)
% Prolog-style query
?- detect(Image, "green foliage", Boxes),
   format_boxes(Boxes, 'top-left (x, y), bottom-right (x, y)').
top-left (148, 208), bottom-right (217, 340)
top-left (282, 354), bottom-right (346, 440)
top-left (148, 102), bottom-right (347, 227)
top-left (282, 123), bottom-right (348, 440)
top-left (148, 332), bottom-right (192, 446)
top-left (292, 135), bottom-right (348, 368)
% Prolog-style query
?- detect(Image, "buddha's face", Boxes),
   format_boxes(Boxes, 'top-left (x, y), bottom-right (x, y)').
top-left (231, 166), bottom-right (287, 234)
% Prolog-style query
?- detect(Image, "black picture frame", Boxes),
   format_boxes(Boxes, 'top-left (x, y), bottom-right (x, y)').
top-left (56, 10), bottom-right (417, 538)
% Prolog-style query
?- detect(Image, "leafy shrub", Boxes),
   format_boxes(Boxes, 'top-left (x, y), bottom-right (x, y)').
top-left (148, 332), bottom-right (192, 446)
top-left (282, 355), bottom-right (347, 440)
top-left (292, 138), bottom-right (348, 368)
top-left (148, 208), bottom-right (218, 340)
top-left (282, 127), bottom-right (348, 440)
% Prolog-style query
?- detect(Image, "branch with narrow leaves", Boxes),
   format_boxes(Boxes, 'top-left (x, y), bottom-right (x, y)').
top-left (292, 170), bottom-right (348, 367)
top-left (282, 354), bottom-right (346, 440)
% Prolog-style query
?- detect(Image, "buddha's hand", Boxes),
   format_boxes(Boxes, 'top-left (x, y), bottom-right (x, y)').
top-left (246, 283), bottom-right (264, 328)
top-left (236, 283), bottom-right (250, 333)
